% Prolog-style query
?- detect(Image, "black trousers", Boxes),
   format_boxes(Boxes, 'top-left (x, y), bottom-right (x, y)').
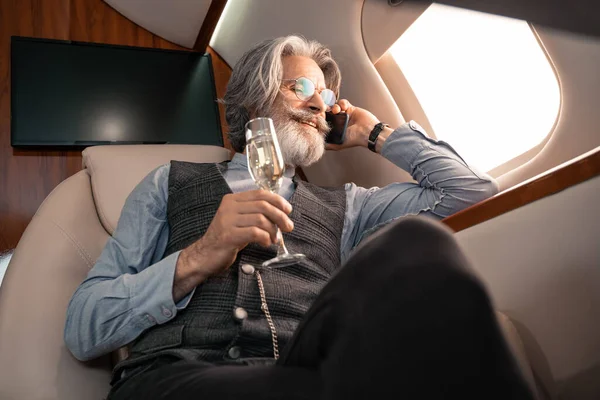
top-left (110, 217), bottom-right (534, 400)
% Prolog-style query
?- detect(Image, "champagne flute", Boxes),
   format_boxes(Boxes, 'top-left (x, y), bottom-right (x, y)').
top-left (245, 117), bottom-right (305, 267)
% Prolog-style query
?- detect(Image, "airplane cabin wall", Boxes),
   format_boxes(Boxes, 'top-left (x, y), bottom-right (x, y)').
top-left (455, 174), bottom-right (600, 399)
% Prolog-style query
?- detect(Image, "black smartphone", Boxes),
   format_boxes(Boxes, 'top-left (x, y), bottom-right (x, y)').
top-left (325, 112), bottom-right (348, 145)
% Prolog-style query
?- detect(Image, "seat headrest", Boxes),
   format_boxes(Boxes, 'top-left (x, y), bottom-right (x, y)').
top-left (83, 144), bottom-right (231, 234)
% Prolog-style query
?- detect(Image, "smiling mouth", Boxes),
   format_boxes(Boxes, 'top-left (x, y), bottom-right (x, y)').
top-left (300, 121), bottom-right (317, 129)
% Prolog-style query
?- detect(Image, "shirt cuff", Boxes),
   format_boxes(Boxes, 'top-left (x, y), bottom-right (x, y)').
top-left (131, 250), bottom-right (195, 327)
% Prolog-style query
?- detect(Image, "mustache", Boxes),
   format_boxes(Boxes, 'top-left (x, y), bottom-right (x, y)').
top-left (281, 105), bottom-right (331, 135)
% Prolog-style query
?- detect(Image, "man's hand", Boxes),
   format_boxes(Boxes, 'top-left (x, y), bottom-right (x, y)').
top-left (326, 99), bottom-right (380, 150)
top-left (172, 190), bottom-right (294, 302)
top-left (326, 99), bottom-right (395, 153)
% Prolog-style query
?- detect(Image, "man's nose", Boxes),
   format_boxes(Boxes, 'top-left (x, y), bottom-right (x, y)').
top-left (306, 91), bottom-right (327, 116)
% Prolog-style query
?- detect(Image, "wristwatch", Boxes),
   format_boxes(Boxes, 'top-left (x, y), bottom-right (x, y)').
top-left (368, 122), bottom-right (389, 152)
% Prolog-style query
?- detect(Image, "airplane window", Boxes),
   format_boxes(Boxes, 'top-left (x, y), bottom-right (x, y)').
top-left (388, 4), bottom-right (560, 172)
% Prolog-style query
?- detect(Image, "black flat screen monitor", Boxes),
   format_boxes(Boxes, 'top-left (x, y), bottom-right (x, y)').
top-left (11, 37), bottom-right (223, 147)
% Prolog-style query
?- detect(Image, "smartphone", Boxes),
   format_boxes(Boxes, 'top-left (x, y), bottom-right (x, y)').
top-left (325, 112), bottom-right (348, 145)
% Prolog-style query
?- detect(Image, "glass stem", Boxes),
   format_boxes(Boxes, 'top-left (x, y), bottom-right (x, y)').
top-left (276, 228), bottom-right (290, 257)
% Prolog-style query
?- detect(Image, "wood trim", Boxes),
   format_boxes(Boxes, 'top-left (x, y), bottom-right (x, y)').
top-left (206, 46), bottom-right (233, 152)
top-left (193, 0), bottom-right (228, 53)
top-left (295, 167), bottom-right (309, 182)
top-left (442, 149), bottom-right (600, 233)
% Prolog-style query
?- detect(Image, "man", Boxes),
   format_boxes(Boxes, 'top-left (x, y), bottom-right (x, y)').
top-left (65, 35), bottom-right (532, 399)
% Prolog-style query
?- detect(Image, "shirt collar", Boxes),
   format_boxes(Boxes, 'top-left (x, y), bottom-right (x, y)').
top-left (230, 152), bottom-right (296, 179)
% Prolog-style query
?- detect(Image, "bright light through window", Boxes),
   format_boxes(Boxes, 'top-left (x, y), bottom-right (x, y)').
top-left (389, 4), bottom-right (560, 172)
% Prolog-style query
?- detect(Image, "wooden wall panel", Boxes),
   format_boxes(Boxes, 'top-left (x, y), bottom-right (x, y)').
top-left (0, 0), bottom-right (230, 251)
top-left (207, 46), bottom-right (233, 151)
top-left (442, 148), bottom-right (600, 232)
top-left (1, 0), bottom-right (73, 251)
top-left (68, 0), bottom-right (184, 49)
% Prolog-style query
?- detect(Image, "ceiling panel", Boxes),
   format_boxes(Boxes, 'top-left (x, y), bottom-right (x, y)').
top-left (103, 0), bottom-right (212, 48)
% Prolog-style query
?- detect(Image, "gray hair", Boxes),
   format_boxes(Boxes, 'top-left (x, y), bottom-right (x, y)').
top-left (222, 35), bottom-right (342, 152)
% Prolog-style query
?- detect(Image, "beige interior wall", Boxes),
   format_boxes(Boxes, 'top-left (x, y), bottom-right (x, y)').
top-left (455, 174), bottom-right (600, 400)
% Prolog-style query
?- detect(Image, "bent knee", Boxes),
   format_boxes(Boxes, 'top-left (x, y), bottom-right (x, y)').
top-left (344, 216), bottom-right (475, 282)
top-left (387, 215), bottom-right (454, 240)
top-left (356, 216), bottom-right (457, 257)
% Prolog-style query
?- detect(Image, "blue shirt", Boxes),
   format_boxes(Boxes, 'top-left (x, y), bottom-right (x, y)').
top-left (65, 122), bottom-right (498, 361)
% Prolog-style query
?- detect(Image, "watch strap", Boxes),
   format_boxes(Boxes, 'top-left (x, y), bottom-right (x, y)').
top-left (368, 122), bottom-right (387, 152)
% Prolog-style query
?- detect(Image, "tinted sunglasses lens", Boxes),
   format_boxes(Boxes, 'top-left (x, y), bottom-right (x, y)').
top-left (320, 89), bottom-right (336, 107)
top-left (294, 77), bottom-right (315, 101)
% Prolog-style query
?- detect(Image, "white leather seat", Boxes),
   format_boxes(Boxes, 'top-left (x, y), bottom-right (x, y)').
top-left (0, 144), bottom-right (541, 399)
top-left (0, 145), bottom-right (231, 400)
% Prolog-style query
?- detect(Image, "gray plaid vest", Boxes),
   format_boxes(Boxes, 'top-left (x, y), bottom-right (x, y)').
top-left (113, 160), bottom-right (346, 379)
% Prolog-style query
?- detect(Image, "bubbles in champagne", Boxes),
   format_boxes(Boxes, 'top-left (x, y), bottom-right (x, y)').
top-left (247, 135), bottom-right (285, 192)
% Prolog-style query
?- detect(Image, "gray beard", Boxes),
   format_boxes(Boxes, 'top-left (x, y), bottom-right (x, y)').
top-left (270, 104), bottom-right (330, 168)
top-left (274, 119), bottom-right (325, 168)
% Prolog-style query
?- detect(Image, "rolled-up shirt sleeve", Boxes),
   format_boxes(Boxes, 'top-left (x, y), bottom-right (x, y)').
top-left (341, 122), bottom-right (499, 262)
top-left (64, 163), bottom-right (195, 361)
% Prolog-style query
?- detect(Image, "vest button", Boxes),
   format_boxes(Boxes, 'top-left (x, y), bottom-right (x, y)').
top-left (241, 264), bottom-right (255, 275)
top-left (234, 307), bottom-right (248, 321)
top-left (228, 346), bottom-right (242, 359)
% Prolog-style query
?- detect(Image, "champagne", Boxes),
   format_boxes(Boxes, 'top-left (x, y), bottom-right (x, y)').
top-left (245, 117), bottom-right (305, 267)
top-left (246, 134), bottom-right (285, 192)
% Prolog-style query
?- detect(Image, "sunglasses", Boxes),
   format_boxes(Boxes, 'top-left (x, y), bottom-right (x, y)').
top-left (282, 77), bottom-right (337, 107)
